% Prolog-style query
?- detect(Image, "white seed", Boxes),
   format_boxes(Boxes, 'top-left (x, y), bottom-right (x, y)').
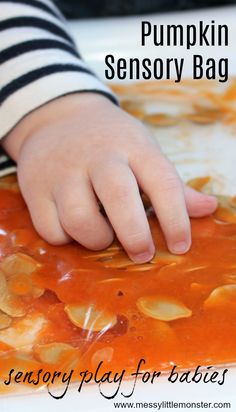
top-left (184, 265), bottom-right (207, 273)
top-left (99, 277), bottom-right (124, 284)
top-left (0, 271), bottom-right (26, 317)
top-left (0, 310), bottom-right (12, 330)
top-left (91, 347), bottom-right (114, 367)
top-left (0, 270), bottom-right (7, 301)
top-left (64, 304), bottom-right (117, 332)
top-left (0, 253), bottom-right (44, 299)
top-left (137, 296), bottom-right (192, 321)
top-left (204, 284), bottom-right (236, 307)
top-left (34, 343), bottom-right (75, 364)
top-left (1, 253), bottom-right (41, 277)
top-left (0, 314), bottom-right (47, 350)
top-left (150, 252), bottom-right (183, 265)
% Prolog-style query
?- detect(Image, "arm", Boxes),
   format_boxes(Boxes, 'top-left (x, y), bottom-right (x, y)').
top-left (0, 0), bottom-right (217, 262)
top-left (0, 0), bottom-right (116, 171)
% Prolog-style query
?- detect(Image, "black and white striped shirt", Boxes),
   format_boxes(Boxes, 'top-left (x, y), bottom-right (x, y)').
top-left (0, 0), bottom-right (116, 176)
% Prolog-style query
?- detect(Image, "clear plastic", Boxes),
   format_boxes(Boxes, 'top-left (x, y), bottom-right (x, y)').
top-left (0, 78), bottom-right (236, 396)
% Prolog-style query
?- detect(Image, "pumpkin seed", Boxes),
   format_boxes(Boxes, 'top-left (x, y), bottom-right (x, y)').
top-left (1, 253), bottom-right (41, 277)
top-left (91, 346), bottom-right (114, 367)
top-left (0, 311), bottom-right (12, 330)
top-left (0, 253), bottom-right (44, 298)
top-left (204, 284), bottom-right (236, 307)
top-left (64, 304), bottom-right (117, 332)
top-left (213, 195), bottom-right (236, 224)
top-left (34, 343), bottom-right (75, 364)
top-left (187, 176), bottom-right (211, 191)
top-left (137, 296), bottom-right (192, 321)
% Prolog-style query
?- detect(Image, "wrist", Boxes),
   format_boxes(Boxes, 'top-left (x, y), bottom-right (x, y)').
top-left (1, 92), bottom-right (113, 161)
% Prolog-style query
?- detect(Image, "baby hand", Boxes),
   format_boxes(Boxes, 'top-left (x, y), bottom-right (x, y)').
top-left (2, 93), bottom-right (217, 263)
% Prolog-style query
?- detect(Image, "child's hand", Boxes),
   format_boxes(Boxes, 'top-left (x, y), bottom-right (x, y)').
top-left (2, 93), bottom-right (217, 263)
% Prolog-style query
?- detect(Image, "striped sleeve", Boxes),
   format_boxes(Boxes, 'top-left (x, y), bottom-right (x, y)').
top-left (0, 0), bottom-right (117, 176)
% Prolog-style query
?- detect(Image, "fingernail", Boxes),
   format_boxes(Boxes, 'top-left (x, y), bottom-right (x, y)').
top-left (171, 241), bottom-right (189, 254)
top-left (131, 247), bottom-right (155, 264)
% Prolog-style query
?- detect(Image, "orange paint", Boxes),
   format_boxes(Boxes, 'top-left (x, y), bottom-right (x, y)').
top-left (0, 179), bottom-right (236, 393)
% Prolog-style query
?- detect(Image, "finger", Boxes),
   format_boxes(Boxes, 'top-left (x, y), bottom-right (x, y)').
top-left (90, 160), bottom-right (155, 263)
top-left (55, 175), bottom-right (114, 250)
top-left (184, 186), bottom-right (218, 217)
top-left (132, 150), bottom-right (191, 255)
top-left (25, 196), bottom-right (71, 245)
